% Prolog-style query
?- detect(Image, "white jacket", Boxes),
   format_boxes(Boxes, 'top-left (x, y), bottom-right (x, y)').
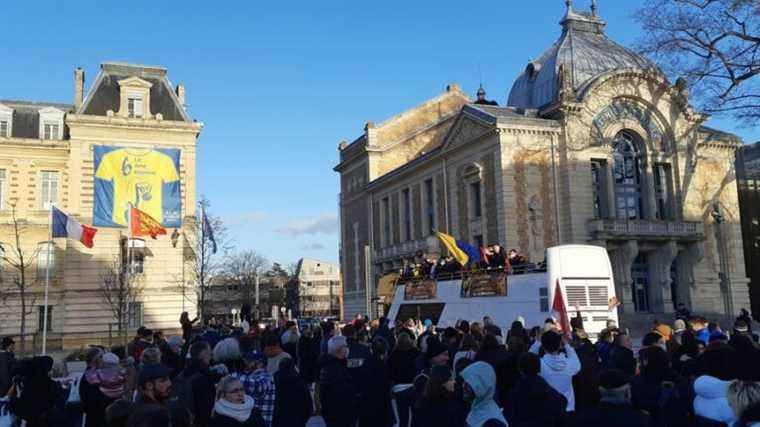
top-left (693, 375), bottom-right (735, 425)
top-left (535, 344), bottom-right (581, 411)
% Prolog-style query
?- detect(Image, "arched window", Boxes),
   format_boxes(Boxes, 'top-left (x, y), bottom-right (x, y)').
top-left (612, 130), bottom-right (645, 220)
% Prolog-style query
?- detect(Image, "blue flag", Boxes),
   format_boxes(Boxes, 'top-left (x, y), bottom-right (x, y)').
top-left (202, 210), bottom-right (217, 254)
top-left (455, 240), bottom-right (481, 266)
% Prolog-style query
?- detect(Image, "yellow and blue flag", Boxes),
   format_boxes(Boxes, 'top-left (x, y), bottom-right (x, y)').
top-left (435, 231), bottom-right (481, 266)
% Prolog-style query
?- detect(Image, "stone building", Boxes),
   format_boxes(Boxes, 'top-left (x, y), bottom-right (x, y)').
top-left (737, 142), bottom-right (760, 318)
top-left (203, 271), bottom-right (290, 323)
top-left (335, 4), bottom-right (749, 325)
top-left (0, 62), bottom-right (202, 349)
top-left (290, 258), bottom-right (341, 319)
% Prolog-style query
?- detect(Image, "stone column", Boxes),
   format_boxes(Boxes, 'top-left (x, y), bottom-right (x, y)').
top-left (678, 242), bottom-right (703, 311)
top-left (610, 240), bottom-right (639, 315)
top-left (652, 241), bottom-right (679, 313)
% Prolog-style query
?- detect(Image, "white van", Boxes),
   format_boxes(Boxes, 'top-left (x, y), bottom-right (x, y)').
top-left (386, 244), bottom-right (618, 338)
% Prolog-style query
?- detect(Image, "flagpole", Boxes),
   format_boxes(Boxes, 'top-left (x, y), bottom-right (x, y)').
top-left (42, 206), bottom-right (52, 355)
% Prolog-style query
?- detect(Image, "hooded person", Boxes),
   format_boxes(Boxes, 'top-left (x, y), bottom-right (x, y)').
top-left (460, 361), bottom-right (508, 427)
top-left (506, 352), bottom-right (566, 427)
top-left (85, 352), bottom-right (127, 400)
top-left (413, 336), bottom-right (450, 401)
top-left (9, 356), bottom-right (65, 427)
top-left (531, 330), bottom-right (581, 411)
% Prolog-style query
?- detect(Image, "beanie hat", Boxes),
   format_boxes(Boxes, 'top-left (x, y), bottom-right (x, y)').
top-left (425, 337), bottom-right (448, 360)
top-left (102, 352), bottom-right (120, 367)
top-left (673, 319), bottom-right (686, 332)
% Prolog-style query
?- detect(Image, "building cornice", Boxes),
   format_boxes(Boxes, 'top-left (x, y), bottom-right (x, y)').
top-left (66, 114), bottom-right (203, 133)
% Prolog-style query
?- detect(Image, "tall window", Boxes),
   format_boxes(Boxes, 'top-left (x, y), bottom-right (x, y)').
top-left (591, 160), bottom-right (607, 219)
top-left (402, 188), bottom-right (412, 241)
top-left (127, 302), bottom-right (143, 329)
top-left (0, 169), bottom-right (6, 210)
top-left (382, 197), bottom-right (391, 246)
top-left (40, 171), bottom-right (59, 209)
top-left (654, 163), bottom-right (673, 220)
top-left (127, 96), bottom-right (143, 118)
top-left (43, 123), bottom-right (59, 140)
top-left (539, 287), bottom-right (549, 312)
top-left (613, 131), bottom-right (645, 220)
top-left (38, 306), bottom-right (53, 332)
top-left (37, 242), bottom-right (55, 280)
top-left (0, 120), bottom-right (8, 138)
top-left (470, 181), bottom-right (482, 218)
top-left (424, 179), bottom-right (435, 234)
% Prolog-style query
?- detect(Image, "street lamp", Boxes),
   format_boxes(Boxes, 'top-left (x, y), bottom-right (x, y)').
top-left (711, 203), bottom-right (733, 319)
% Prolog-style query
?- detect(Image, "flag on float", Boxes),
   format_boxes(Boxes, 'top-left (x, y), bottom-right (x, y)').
top-left (202, 208), bottom-right (217, 254)
top-left (434, 231), bottom-right (481, 266)
top-left (51, 206), bottom-right (97, 248)
top-left (129, 206), bottom-right (167, 239)
top-left (552, 279), bottom-right (571, 338)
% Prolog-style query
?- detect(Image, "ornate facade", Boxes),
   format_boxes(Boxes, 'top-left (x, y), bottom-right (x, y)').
top-left (0, 62), bottom-right (202, 349)
top-left (335, 4), bottom-right (749, 326)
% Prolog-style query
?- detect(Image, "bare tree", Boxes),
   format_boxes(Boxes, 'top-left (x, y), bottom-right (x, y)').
top-left (222, 249), bottom-right (269, 310)
top-left (98, 253), bottom-right (144, 348)
top-left (181, 197), bottom-right (231, 322)
top-left (634, 0), bottom-right (760, 124)
top-left (0, 204), bottom-right (42, 355)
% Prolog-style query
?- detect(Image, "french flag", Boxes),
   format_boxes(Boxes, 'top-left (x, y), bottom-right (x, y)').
top-left (52, 206), bottom-right (97, 248)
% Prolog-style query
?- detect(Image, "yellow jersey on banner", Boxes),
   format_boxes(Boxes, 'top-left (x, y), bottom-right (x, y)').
top-left (95, 148), bottom-right (180, 226)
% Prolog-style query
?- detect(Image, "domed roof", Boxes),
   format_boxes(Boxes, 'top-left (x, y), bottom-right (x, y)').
top-left (507, 4), bottom-right (660, 110)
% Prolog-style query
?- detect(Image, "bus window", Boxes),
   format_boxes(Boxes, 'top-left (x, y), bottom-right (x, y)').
top-left (396, 303), bottom-right (445, 323)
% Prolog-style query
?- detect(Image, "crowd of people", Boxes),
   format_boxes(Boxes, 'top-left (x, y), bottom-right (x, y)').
top-left (0, 308), bottom-right (759, 427)
top-left (400, 246), bottom-right (531, 281)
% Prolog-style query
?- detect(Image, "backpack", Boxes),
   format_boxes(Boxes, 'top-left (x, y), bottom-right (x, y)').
top-left (167, 372), bottom-right (201, 426)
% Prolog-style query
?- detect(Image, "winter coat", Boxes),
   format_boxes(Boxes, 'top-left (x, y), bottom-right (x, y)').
top-left (297, 335), bottom-right (321, 384)
top-left (272, 366), bottom-right (312, 427)
top-left (80, 368), bottom-right (115, 427)
top-left (264, 347), bottom-right (291, 376)
top-left (180, 359), bottom-right (218, 427)
top-left (506, 375), bottom-right (567, 427)
top-left (210, 412), bottom-right (266, 427)
top-left (631, 372), bottom-right (693, 427)
top-left (161, 346), bottom-right (185, 380)
top-left (567, 402), bottom-right (650, 427)
top-left (535, 345), bottom-right (581, 411)
top-left (475, 347), bottom-right (516, 405)
top-left (373, 324), bottom-right (396, 350)
top-left (693, 375), bottom-right (735, 425)
top-left (572, 340), bottom-right (601, 410)
top-left (358, 356), bottom-right (394, 427)
top-left (387, 348), bottom-right (420, 385)
top-left (461, 362), bottom-right (507, 427)
top-left (0, 351), bottom-right (14, 397)
top-left (606, 345), bottom-right (637, 376)
top-left (11, 363), bottom-right (65, 427)
top-left (318, 355), bottom-right (358, 427)
top-left (413, 396), bottom-right (468, 427)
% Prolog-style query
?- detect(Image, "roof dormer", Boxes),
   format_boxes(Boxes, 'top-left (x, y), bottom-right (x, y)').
top-left (38, 106), bottom-right (65, 140)
top-left (0, 103), bottom-right (12, 138)
top-left (117, 76), bottom-right (153, 119)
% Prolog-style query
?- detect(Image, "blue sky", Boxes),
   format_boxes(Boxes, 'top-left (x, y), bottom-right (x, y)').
top-left (2, 1), bottom-right (759, 266)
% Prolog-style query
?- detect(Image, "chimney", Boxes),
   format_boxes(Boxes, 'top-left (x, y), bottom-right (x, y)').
top-left (176, 83), bottom-right (186, 110)
top-left (74, 68), bottom-right (85, 110)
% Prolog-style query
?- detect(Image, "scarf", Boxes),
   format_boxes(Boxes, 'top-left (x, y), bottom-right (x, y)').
top-left (214, 395), bottom-right (254, 423)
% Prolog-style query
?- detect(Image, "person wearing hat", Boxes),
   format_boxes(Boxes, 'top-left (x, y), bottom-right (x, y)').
top-left (131, 364), bottom-right (178, 426)
top-left (531, 330), bottom-right (581, 412)
top-left (232, 351), bottom-right (275, 427)
top-left (412, 336), bottom-right (450, 405)
top-left (414, 364), bottom-right (468, 427)
top-left (567, 369), bottom-right (650, 427)
top-left (161, 335), bottom-right (186, 380)
top-left (0, 336), bottom-right (15, 397)
top-left (506, 352), bottom-right (567, 427)
top-left (9, 356), bottom-right (65, 427)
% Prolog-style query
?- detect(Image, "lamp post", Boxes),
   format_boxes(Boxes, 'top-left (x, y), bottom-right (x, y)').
top-left (711, 204), bottom-right (733, 319)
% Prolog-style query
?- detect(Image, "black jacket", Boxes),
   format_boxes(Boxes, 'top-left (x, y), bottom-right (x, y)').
top-left (0, 351), bottom-right (15, 396)
top-left (161, 346), bottom-right (185, 380)
top-left (80, 368), bottom-right (115, 427)
top-left (631, 373), bottom-right (693, 427)
top-left (506, 375), bottom-right (567, 427)
top-left (374, 324), bottom-right (396, 350)
top-left (412, 396), bottom-right (468, 427)
top-left (573, 340), bottom-right (601, 411)
top-left (358, 356), bottom-right (395, 427)
top-left (475, 347), bottom-right (514, 403)
top-left (318, 355), bottom-right (358, 427)
top-left (12, 373), bottom-right (65, 427)
top-left (272, 366), bottom-right (312, 427)
top-left (387, 348), bottom-right (420, 385)
top-left (180, 360), bottom-right (217, 427)
top-left (606, 345), bottom-right (637, 376)
top-left (297, 335), bottom-right (321, 384)
top-left (209, 412), bottom-right (265, 427)
top-left (567, 402), bottom-right (650, 427)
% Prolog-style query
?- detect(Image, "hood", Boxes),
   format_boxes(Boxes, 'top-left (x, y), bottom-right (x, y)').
top-left (461, 361), bottom-right (506, 427)
top-left (694, 375), bottom-right (730, 399)
top-left (543, 353), bottom-right (569, 372)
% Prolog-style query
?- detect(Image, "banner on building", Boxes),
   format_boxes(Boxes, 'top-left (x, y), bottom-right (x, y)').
top-left (461, 271), bottom-right (507, 298)
top-left (93, 145), bottom-right (182, 228)
top-left (403, 279), bottom-right (437, 300)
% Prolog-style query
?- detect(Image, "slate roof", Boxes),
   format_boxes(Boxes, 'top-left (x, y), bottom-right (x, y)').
top-left (508, 6), bottom-right (660, 110)
top-left (0, 100), bottom-right (73, 139)
top-left (80, 62), bottom-right (189, 122)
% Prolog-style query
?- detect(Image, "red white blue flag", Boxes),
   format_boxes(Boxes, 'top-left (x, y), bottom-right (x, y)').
top-left (52, 206), bottom-right (97, 248)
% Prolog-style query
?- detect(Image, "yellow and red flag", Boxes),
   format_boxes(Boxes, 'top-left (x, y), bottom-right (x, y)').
top-left (130, 206), bottom-right (167, 239)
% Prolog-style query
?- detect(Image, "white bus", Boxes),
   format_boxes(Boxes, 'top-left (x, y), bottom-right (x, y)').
top-left (386, 244), bottom-right (618, 338)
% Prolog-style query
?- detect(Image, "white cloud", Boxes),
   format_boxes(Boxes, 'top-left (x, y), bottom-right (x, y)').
top-left (226, 211), bottom-right (268, 226)
top-left (301, 243), bottom-right (326, 251)
top-left (276, 213), bottom-right (338, 236)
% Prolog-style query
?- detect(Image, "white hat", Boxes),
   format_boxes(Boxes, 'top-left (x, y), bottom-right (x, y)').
top-left (102, 352), bottom-right (120, 367)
